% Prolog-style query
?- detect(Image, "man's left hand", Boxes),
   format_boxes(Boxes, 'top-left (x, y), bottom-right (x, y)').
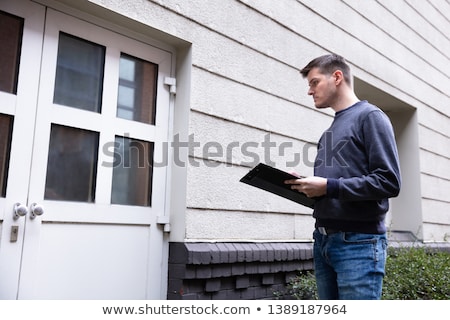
top-left (284, 176), bottom-right (327, 198)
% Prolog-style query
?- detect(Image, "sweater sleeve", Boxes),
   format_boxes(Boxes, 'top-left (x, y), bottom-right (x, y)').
top-left (327, 110), bottom-right (401, 201)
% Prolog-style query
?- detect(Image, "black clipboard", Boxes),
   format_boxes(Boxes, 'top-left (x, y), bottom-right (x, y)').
top-left (240, 163), bottom-right (315, 209)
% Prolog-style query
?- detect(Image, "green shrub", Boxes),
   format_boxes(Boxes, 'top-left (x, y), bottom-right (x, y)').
top-left (280, 246), bottom-right (449, 300)
top-left (280, 271), bottom-right (318, 300)
top-left (382, 246), bottom-right (449, 300)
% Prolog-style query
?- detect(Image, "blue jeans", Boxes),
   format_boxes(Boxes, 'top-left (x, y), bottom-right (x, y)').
top-left (313, 229), bottom-right (387, 300)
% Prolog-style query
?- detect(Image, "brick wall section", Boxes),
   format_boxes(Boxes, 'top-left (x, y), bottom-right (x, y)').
top-left (167, 242), bottom-right (314, 300)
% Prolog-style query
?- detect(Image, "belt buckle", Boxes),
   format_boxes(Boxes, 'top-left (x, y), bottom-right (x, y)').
top-left (318, 227), bottom-right (327, 235)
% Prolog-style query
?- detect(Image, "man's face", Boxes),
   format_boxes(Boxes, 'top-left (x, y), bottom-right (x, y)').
top-left (306, 67), bottom-right (337, 109)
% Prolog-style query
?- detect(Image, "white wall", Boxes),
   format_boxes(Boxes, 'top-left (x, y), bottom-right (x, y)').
top-left (83, 0), bottom-right (449, 242)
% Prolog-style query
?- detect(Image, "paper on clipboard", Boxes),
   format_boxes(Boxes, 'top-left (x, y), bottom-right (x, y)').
top-left (239, 163), bottom-right (316, 209)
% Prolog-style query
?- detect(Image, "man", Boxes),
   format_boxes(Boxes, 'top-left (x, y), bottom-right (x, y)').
top-left (285, 54), bottom-right (401, 300)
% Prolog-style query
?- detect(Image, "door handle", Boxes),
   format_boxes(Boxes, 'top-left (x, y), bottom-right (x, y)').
top-left (13, 203), bottom-right (28, 220)
top-left (30, 203), bottom-right (44, 219)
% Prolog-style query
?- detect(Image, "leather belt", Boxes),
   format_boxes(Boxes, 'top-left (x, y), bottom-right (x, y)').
top-left (318, 227), bottom-right (341, 235)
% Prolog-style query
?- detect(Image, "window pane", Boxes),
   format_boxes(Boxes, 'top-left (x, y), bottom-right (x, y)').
top-left (117, 53), bottom-right (157, 124)
top-left (45, 125), bottom-right (99, 202)
top-left (0, 114), bottom-right (13, 197)
top-left (111, 136), bottom-right (153, 206)
top-left (0, 11), bottom-right (23, 94)
top-left (54, 33), bottom-right (105, 112)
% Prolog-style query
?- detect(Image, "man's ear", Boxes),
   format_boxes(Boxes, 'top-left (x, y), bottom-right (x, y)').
top-left (333, 70), bottom-right (344, 86)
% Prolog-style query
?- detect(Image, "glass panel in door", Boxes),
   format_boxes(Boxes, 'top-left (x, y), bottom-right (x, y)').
top-left (111, 136), bottom-right (154, 206)
top-left (44, 125), bottom-right (99, 202)
top-left (53, 32), bottom-right (105, 112)
top-left (117, 53), bottom-right (158, 124)
top-left (0, 10), bottom-right (23, 94)
top-left (0, 114), bottom-right (13, 197)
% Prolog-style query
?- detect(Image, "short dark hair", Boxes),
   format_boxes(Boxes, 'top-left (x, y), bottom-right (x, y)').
top-left (300, 54), bottom-right (352, 86)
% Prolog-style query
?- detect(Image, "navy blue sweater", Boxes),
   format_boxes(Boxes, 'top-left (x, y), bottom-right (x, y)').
top-left (313, 100), bottom-right (401, 234)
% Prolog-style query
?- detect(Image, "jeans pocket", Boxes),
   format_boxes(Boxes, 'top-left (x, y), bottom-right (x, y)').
top-left (342, 232), bottom-right (387, 262)
top-left (342, 232), bottom-right (379, 244)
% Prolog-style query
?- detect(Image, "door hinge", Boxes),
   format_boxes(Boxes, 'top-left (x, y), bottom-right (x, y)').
top-left (157, 215), bottom-right (171, 233)
top-left (164, 77), bottom-right (176, 95)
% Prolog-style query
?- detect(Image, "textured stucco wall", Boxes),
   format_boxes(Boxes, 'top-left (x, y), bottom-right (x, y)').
top-left (89, 0), bottom-right (450, 242)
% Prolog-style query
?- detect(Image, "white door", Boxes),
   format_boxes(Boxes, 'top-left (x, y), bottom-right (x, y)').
top-left (0, 1), bottom-right (173, 299)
